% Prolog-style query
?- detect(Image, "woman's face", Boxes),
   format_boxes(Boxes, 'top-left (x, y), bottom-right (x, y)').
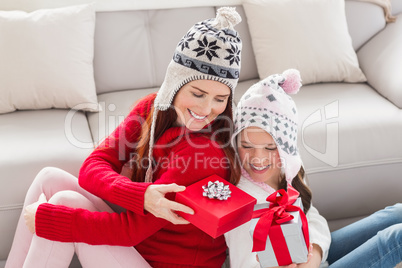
top-left (237, 127), bottom-right (282, 189)
top-left (173, 80), bottom-right (230, 132)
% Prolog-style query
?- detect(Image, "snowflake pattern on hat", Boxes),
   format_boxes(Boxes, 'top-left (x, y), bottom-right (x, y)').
top-left (171, 9), bottom-right (242, 81)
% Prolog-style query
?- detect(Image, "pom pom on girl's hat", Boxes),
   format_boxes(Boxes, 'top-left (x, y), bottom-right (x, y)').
top-left (232, 69), bottom-right (302, 184)
top-left (146, 7), bottom-right (243, 182)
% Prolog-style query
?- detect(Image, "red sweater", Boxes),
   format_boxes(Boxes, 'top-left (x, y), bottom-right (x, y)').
top-left (36, 94), bottom-right (230, 267)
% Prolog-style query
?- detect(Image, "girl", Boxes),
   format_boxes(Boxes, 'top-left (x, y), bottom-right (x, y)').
top-left (6, 7), bottom-right (242, 268)
top-left (225, 69), bottom-right (331, 268)
top-left (225, 69), bottom-right (402, 268)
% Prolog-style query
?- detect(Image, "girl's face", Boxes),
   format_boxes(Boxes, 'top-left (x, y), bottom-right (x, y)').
top-left (237, 127), bottom-right (282, 189)
top-left (173, 80), bottom-right (230, 132)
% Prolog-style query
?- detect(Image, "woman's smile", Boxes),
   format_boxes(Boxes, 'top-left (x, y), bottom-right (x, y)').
top-left (188, 109), bottom-right (207, 120)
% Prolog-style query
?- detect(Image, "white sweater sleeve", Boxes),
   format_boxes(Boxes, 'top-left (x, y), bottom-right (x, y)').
top-left (224, 221), bottom-right (260, 268)
top-left (306, 204), bottom-right (331, 263)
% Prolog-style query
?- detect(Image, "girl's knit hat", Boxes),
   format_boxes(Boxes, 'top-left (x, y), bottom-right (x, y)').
top-left (145, 7), bottom-right (243, 182)
top-left (232, 69), bottom-right (302, 184)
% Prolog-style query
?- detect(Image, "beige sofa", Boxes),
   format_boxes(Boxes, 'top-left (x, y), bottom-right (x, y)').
top-left (1, 0), bottom-right (402, 266)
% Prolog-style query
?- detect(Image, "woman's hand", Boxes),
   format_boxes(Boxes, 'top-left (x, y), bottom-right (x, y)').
top-left (24, 193), bottom-right (47, 234)
top-left (144, 183), bottom-right (194, 225)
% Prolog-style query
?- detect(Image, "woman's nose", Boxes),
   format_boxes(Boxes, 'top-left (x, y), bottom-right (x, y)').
top-left (198, 100), bottom-right (212, 116)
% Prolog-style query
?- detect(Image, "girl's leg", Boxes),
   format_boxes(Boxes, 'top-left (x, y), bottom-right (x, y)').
top-left (329, 223), bottom-right (402, 268)
top-left (23, 190), bottom-right (150, 268)
top-left (328, 204), bottom-right (402, 265)
top-left (6, 167), bottom-right (114, 268)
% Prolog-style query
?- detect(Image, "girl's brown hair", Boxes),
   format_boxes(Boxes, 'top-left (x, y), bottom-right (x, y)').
top-left (278, 166), bottom-right (312, 214)
top-left (131, 94), bottom-right (241, 185)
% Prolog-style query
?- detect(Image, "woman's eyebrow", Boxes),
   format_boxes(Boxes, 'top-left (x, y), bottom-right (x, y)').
top-left (191, 86), bottom-right (230, 98)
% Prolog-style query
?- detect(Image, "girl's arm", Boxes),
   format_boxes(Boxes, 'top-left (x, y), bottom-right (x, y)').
top-left (306, 205), bottom-right (331, 264)
top-left (78, 94), bottom-right (155, 215)
top-left (224, 222), bottom-right (260, 268)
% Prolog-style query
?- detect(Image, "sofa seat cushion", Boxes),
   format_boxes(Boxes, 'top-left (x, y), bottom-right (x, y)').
top-left (237, 80), bottom-right (402, 230)
top-left (292, 83), bottom-right (402, 227)
top-left (0, 109), bottom-right (93, 259)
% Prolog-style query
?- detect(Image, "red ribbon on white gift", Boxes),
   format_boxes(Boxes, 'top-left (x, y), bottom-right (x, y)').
top-left (251, 185), bottom-right (310, 266)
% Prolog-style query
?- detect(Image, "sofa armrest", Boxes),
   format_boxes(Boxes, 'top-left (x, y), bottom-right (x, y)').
top-left (357, 13), bottom-right (402, 108)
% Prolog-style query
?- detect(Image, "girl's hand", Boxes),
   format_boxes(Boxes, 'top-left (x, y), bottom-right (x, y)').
top-left (256, 255), bottom-right (297, 268)
top-left (144, 183), bottom-right (194, 225)
top-left (257, 244), bottom-right (319, 268)
top-left (295, 244), bottom-right (321, 268)
top-left (24, 193), bottom-right (47, 234)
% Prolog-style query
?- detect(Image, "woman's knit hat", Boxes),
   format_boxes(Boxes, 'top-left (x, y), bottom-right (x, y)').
top-left (232, 69), bottom-right (302, 184)
top-left (154, 7), bottom-right (242, 110)
top-left (145, 7), bottom-right (243, 182)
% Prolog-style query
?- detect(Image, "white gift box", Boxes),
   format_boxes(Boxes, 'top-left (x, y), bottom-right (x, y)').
top-left (249, 197), bottom-right (309, 268)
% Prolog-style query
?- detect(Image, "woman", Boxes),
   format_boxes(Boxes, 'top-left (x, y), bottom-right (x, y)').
top-left (6, 7), bottom-right (242, 268)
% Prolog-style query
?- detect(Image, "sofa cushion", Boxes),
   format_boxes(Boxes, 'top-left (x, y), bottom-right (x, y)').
top-left (243, 0), bottom-right (367, 85)
top-left (358, 13), bottom-right (402, 108)
top-left (87, 88), bottom-right (158, 144)
top-left (93, 6), bottom-right (259, 95)
top-left (292, 83), bottom-right (402, 225)
top-left (392, 0), bottom-right (402, 14)
top-left (0, 4), bottom-right (98, 114)
top-left (345, 0), bottom-right (386, 50)
top-left (93, 8), bottom-right (216, 95)
top-left (0, 109), bottom-right (93, 259)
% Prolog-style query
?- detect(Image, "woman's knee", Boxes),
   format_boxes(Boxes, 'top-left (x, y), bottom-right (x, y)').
top-left (35, 167), bottom-right (75, 184)
top-left (31, 167), bottom-right (80, 197)
top-left (48, 190), bottom-right (98, 212)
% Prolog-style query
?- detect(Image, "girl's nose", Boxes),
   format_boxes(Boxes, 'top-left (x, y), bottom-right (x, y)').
top-left (253, 149), bottom-right (270, 164)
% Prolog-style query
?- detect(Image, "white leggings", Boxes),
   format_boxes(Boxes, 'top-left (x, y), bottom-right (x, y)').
top-left (5, 167), bottom-right (151, 268)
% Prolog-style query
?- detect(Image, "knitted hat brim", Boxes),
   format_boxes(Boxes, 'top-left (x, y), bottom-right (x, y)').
top-left (154, 60), bottom-right (239, 111)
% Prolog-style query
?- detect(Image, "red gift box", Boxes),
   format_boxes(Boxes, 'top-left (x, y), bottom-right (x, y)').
top-left (175, 175), bottom-right (257, 238)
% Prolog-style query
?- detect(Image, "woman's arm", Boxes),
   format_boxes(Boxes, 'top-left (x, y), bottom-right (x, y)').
top-left (32, 133), bottom-right (229, 246)
top-left (78, 94), bottom-right (155, 215)
top-left (34, 202), bottom-right (168, 246)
